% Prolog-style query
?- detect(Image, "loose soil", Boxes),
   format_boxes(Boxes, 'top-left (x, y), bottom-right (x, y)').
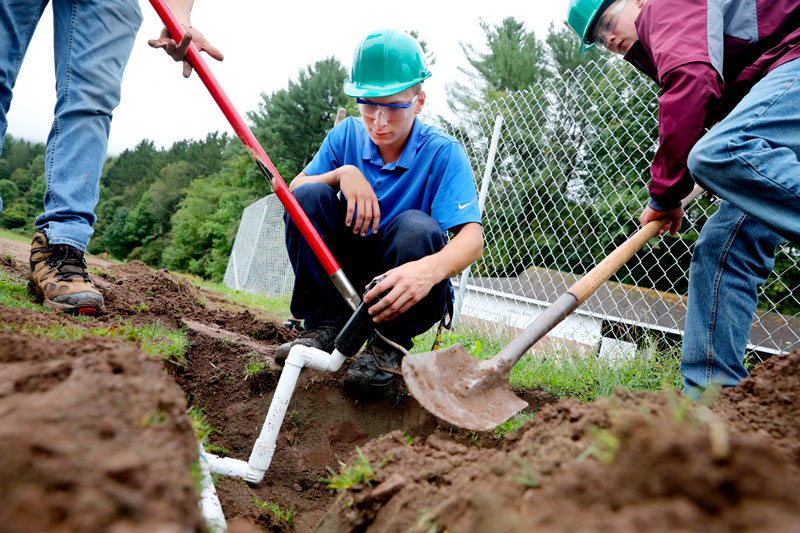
top-left (2, 236), bottom-right (799, 532)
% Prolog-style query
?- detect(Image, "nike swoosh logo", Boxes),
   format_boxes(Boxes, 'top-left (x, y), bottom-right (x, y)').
top-left (458, 202), bottom-right (473, 210)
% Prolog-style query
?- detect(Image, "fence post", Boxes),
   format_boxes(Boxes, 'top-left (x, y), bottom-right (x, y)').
top-left (243, 199), bottom-right (269, 290)
top-left (231, 252), bottom-right (241, 291)
top-left (453, 114), bottom-right (504, 327)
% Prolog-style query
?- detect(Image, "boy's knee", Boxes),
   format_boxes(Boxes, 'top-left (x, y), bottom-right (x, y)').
top-left (292, 182), bottom-right (337, 209)
top-left (687, 136), bottom-right (717, 185)
top-left (393, 210), bottom-right (441, 239)
top-left (385, 210), bottom-right (444, 258)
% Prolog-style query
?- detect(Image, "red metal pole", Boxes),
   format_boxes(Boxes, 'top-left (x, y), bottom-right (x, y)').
top-left (149, 0), bottom-right (341, 277)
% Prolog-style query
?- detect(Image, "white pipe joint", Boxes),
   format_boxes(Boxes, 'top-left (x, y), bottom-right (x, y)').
top-left (243, 345), bottom-right (346, 483)
top-left (289, 345), bottom-right (346, 372)
top-left (202, 346), bottom-right (348, 485)
top-left (204, 452), bottom-right (253, 479)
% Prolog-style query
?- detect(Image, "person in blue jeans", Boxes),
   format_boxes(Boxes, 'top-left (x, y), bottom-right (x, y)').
top-left (276, 29), bottom-right (484, 394)
top-left (568, 0), bottom-right (800, 398)
top-left (0, 0), bottom-right (221, 314)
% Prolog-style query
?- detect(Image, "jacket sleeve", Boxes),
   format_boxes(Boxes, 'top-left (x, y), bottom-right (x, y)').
top-left (648, 62), bottom-right (723, 211)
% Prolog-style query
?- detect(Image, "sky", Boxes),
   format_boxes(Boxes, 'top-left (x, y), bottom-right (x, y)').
top-left (6, 1), bottom-right (569, 155)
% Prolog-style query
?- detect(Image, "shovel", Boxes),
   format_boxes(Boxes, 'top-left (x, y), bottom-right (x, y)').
top-left (403, 186), bottom-right (704, 431)
top-left (149, 0), bottom-right (360, 311)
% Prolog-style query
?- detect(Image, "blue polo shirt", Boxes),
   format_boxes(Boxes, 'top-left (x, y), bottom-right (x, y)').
top-left (303, 117), bottom-right (481, 234)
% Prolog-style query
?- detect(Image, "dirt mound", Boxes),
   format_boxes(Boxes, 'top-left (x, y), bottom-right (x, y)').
top-left (715, 351), bottom-right (800, 472)
top-left (317, 351), bottom-right (800, 533)
top-left (0, 332), bottom-right (204, 533)
top-left (176, 317), bottom-right (558, 531)
top-left (4, 236), bottom-right (800, 533)
top-left (1, 250), bottom-right (559, 531)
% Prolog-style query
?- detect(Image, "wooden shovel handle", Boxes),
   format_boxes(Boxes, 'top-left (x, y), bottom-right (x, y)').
top-left (494, 185), bottom-right (705, 370)
top-left (567, 219), bottom-right (663, 305)
top-left (568, 184), bottom-right (704, 304)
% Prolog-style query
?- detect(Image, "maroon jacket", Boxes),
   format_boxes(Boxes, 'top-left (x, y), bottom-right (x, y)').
top-left (624, 0), bottom-right (800, 211)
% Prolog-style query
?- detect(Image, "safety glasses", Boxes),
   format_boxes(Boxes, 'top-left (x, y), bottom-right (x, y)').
top-left (357, 95), bottom-right (418, 121)
top-left (591, 0), bottom-right (628, 47)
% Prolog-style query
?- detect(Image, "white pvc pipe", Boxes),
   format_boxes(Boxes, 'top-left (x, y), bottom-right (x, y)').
top-left (197, 444), bottom-right (228, 532)
top-left (204, 453), bottom-right (251, 479)
top-left (206, 345), bottom-right (346, 483)
top-left (225, 345), bottom-right (346, 484)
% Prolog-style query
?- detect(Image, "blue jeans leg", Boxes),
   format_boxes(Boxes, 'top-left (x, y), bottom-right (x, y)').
top-left (284, 183), bottom-right (354, 328)
top-left (373, 209), bottom-right (449, 348)
top-left (32, 0), bottom-right (141, 251)
top-left (681, 202), bottom-right (783, 399)
top-left (687, 58), bottom-right (800, 245)
top-left (0, 0), bottom-right (49, 159)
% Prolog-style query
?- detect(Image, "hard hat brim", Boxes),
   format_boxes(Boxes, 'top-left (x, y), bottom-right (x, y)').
top-left (344, 73), bottom-right (431, 98)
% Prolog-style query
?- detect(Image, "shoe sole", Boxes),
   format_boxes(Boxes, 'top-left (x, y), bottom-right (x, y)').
top-left (28, 281), bottom-right (105, 315)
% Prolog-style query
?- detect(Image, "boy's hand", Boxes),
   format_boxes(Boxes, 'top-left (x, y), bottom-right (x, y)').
top-left (640, 205), bottom-right (684, 236)
top-left (149, 26), bottom-right (223, 78)
top-left (363, 259), bottom-right (437, 323)
top-left (338, 165), bottom-right (381, 236)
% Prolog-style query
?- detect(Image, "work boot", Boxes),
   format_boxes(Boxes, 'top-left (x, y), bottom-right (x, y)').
top-left (29, 232), bottom-right (105, 314)
top-left (344, 336), bottom-right (404, 394)
top-left (275, 325), bottom-right (338, 365)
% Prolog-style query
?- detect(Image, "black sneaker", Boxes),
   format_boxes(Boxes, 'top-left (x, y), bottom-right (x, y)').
top-left (344, 337), bottom-right (404, 394)
top-left (274, 325), bottom-right (338, 365)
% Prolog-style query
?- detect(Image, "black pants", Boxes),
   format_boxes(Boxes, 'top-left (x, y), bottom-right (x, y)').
top-left (284, 182), bottom-right (450, 348)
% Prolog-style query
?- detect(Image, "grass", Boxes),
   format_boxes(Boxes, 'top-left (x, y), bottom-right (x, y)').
top-left (0, 228), bottom-right (29, 243)
top-left (0, 268), bottom-right (48, 311)
top-left (187, 406), bottom-right (228, 455)
top-left (412, 327), bottom-right (682, 403)
top-left (243, 351), bottom-right (271, 378)
top-left (131, 302), bottom-right (150, 313)
top-left (177, 274), bottom-right (291, 317)
top-left (577, 427), bottom-right (621, 464)
top-left (2, 320), bottom-right (191, 366)
top-left (253, 497), bottom-right (297, 525)
top-left (319, 447), bottom-right (390, 492)
top-left (493, 412), bottom-right (537, 439)
top-left (1, 255), bottom-right (190, 365)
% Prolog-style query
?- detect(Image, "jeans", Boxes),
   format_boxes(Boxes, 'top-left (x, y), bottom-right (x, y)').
top-left (285, 183), bottom-right (451, 348)
top-left (0, 0), bottom-right (142, 251)
top-left (681, 58), bottom-right (799, 397)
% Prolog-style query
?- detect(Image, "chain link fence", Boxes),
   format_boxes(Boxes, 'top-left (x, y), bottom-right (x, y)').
top-left (442, 59), bottom-right (800, 361)
top-left (225, 59), bottom-right (799, 361)
top-left (223, 194), bottom-right (294, 297)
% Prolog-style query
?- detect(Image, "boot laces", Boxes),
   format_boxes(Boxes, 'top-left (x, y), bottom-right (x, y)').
top-left (42, 244), bottom-right (91, 283)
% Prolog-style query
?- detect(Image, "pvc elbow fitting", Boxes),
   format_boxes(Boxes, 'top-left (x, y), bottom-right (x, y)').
top-left (286, 345), bottom-right (346, 372)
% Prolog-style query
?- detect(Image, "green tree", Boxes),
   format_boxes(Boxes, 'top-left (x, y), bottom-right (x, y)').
top-left (0, 201), bottom-right (28, 228)
top-left (545, 21), bottom-right (609, 76)
top-left (164, 153), bottom-right (266, 280)
top-left (0, 179), bottom-right (20, 204)
top-left (448, 17), bottom-right (550, 113)
top-left (1, 135), bottom-right (45, 173)
top-left (248, 57), bottom-right (357, 182)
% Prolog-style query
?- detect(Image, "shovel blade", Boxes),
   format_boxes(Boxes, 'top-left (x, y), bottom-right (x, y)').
top-left (402, 344), bottom-right (528, 431)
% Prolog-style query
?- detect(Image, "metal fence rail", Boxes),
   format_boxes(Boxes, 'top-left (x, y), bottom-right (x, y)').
top-left (225, 59), bottom-right (800, 361)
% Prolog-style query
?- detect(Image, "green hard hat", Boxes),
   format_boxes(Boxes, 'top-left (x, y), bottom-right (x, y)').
top-left (567, 0), bottom-right (613, 54)
top-left (344, 29), bottom-right (432, 98)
